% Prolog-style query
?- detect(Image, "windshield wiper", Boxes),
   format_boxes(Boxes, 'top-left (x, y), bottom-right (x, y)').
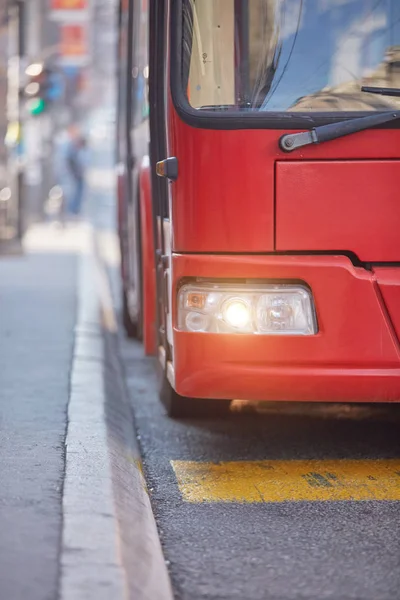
top-left (361, 86), bottom-right (400, 97)
top-left (279, 87), bottom-right (400, 152)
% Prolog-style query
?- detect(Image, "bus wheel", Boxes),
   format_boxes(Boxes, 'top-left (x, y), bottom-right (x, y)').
top-left (159, 370), bottom-right (232, 419)
top-left (122, 289), bottom-right (141, 339)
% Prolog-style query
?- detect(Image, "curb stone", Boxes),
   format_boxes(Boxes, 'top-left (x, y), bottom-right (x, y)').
top-left (60, 225), bottom-right (173, 600)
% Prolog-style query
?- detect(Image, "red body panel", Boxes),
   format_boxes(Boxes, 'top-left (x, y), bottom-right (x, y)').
top-left (139, 159), bottom-right (156, 356)
top-left (276, 160), bottom-right (400, 262)
top-left (169, 120), bottom-right (275, 252)
top-left (375, 268), bottom-right (400, 345)
top-left (164, 97), bottom-right (400, 402)
top-left (169, 107), bottom-right (400, 256)
top-left (171, 254), bottom-right (400, 402)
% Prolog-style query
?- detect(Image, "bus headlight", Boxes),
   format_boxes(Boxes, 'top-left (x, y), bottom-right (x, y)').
top-left (177, 283), bottom-right (317, 335)
top-left (222, 298), bottom-right (251, 329)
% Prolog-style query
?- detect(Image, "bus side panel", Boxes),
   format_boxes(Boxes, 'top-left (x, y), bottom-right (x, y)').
top-left (140, 157), bottom-right (157, 356)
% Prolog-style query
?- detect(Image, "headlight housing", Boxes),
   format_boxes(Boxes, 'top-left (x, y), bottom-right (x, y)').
top-left (177, 282), bottom-right (317, 335)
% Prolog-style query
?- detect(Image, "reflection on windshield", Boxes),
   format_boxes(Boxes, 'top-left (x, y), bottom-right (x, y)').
top-left (182, 0), bottom-right (400, 112)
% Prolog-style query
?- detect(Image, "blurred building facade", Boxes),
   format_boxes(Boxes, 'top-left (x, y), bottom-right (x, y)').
top-left (0, 1), bottom-right (23, 242)
top-left (0, 0), bottom-right (101, 242)
top-left (0, 5), bottom-right (7, 191)
top-left (91, 0), bottom-right (116, 107)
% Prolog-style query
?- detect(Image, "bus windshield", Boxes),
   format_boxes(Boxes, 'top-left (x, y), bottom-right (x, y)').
top-left (181, 0), bottom-right (400, 113)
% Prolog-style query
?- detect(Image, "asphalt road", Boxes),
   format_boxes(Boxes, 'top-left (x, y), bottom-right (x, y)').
top-left (0, 236), bottom-right (77, 600)
top-left (120, 339), bottom-right (400, 600)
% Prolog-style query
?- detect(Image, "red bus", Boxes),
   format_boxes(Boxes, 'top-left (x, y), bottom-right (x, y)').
top-left (117, 0), bottom-right (400, 417)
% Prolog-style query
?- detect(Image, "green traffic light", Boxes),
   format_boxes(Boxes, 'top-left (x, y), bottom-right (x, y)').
top-left (28, 97), bottom-right (46, 116)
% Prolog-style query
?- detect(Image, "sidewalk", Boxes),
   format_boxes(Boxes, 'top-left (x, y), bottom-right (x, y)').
top-left (0, 225), bottom-right (79, 600)
top-left (0, 222), bottom-right (172, 600)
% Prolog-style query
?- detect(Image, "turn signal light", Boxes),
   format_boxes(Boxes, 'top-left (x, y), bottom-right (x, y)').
top-left (186, 292), bottom-right (207, 310)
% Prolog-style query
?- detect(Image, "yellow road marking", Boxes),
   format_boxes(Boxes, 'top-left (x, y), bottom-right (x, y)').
top-left (171, 459), bottom-right (400, 503)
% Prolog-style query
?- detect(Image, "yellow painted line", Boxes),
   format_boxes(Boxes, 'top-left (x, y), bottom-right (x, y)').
top-left (171, 459), bottom-right (400, 503)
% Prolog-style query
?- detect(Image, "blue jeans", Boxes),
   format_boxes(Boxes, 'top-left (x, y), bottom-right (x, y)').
top-left (69, 177), bottom-right (84, 215)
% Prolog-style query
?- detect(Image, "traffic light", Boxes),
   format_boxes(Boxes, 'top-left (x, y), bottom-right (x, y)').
top-left (23, 63), bottom-right (63, 116)
top-left (28, 97), bottom-right (46, 116)
top-left (24, 63), bottom-right (47, 116)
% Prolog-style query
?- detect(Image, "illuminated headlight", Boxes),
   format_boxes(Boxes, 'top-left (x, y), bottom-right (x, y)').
top-left (177, 283), bottom-right (317, 335)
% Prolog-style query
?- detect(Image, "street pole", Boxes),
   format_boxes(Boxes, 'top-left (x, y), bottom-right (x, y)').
top-left (6, 0), bottom-right (24, 241)
top-left (16, 0), bottom-right (25, 238)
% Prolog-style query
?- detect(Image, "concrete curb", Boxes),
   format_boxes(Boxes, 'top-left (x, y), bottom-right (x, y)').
top-left (60, 225), bottom-right (173, 600)
top-left (0, 238), bottom-right (23, 257)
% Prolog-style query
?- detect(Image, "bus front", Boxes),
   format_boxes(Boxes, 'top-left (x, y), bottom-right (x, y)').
top-left (159, 0), bottom-right (400, 410)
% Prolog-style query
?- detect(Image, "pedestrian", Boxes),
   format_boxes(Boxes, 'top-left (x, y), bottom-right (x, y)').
top-left (65, 125), bottom-right (87, 217)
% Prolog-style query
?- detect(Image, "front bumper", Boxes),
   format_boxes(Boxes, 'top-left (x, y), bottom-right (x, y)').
top-left (171, 254), bottom-right (400, 402)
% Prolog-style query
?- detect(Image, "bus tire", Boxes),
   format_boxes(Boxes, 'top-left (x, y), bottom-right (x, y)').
top-left (122, 288), bottom-right (141, 339)
top-left (159, 369), bottom-right (232, 419)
